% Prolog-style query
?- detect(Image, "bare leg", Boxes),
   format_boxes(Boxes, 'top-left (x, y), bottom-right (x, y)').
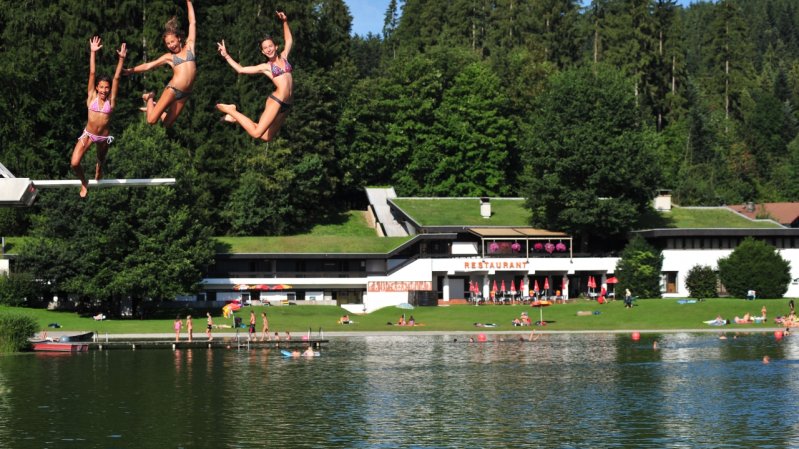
top-left (146, 89), bottom-right (177, 125)
top-left (162, 98), bottom-right (188, 128)
top-left (95, 141), bottom-right (109, 181)
top-left (70, 137), bottom-right (91, 198)
top-left (217, 98), bottom-right (281, 139)
top-left (141, 91), bottom-right (155, 113)
top-left (259, 111), bottom-right (288, 142)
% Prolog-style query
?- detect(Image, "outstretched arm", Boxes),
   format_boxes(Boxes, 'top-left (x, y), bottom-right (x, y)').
top-left (186, 0), bottom-right (196, 47)
top-left (87, 36), bottom-right (102, 99)
top-left (277, 11), bottom-right (292, 59)
top-left (123, 53), bottom-right (171, 75)
top-left (110, 43), bottom-right (127, 106)
top-left (217, 40), bottom-right (270, 75)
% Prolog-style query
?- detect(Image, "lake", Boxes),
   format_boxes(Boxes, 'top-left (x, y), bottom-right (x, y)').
top-left (1, 332), bottom-right (798, 448)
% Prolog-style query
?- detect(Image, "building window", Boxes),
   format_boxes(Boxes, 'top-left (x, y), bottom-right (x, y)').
top-left (661, 272), bottom-right (677, 294)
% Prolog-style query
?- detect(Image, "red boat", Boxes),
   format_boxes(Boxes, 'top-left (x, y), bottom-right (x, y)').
top-left (31, 342), bottom-right (89, 352)
top-left (31, 332), bottom-right (93, 352)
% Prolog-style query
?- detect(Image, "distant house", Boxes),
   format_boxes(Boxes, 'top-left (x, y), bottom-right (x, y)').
top-left (727, 202), bottom-right (799, 228)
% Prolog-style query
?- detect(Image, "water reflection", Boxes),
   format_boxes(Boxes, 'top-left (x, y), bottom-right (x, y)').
top-left (1, 333), bottom-right (799, 447)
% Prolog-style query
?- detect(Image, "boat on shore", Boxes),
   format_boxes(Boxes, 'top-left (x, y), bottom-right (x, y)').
top-left (31, 341), bottom-right (89, 352)
top-left (30, 332), bottom-right (93, 352)
top-left (58, 332), bottom-right (94, 343)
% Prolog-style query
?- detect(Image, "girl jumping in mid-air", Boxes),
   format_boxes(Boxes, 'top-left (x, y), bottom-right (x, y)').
top-left (216, 11), bottom-right (293, 141)
top-left (71, 36), bottom-right (126, 198)
top-left (124, 0), bottom-right (196, 127)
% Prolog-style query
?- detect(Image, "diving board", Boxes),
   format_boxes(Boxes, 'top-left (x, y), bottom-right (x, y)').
top-left (32, 179), bottom-right (177, 188)
top-left (0, 163), bottom-right (176, 207)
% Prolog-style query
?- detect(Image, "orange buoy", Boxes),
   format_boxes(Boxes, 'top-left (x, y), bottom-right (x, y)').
top-left (631, 332), bottom-right (641, 341)
top-left (775, 331), bottom-right (784, 340)
top-left (477, 333), bottom-right (487, 342)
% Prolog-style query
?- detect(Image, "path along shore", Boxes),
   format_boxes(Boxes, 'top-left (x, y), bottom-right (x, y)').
top-left (39, 327), bottom-right (790, 341)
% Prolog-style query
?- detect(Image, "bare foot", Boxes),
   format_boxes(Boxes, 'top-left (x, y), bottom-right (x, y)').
top-left (79, 183), bottom-right (88, 198)
top-left (142, 91), bottom-right (155, 103)
top-left (220, 113), bottom-right (236, 123)
top-left (216, 103), bottom-right (237, 115)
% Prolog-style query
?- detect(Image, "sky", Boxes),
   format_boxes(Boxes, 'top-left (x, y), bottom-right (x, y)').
top-left (344, 0), bottom-right (707, 37)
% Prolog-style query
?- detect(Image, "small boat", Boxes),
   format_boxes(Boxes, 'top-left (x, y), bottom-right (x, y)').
top-left (58, 332), bottom-right (94, 343)
top-left (31, 341), bottom-right (89, 352)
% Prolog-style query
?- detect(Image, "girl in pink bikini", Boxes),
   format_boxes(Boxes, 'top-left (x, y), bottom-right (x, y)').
top-left (71, 36), bottom-right (126, 198)
top-left (216, 11), bottom-right (293, 141)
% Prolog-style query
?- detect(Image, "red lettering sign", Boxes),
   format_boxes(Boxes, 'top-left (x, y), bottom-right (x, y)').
top-left (367, 281), bottom-right (433, 292)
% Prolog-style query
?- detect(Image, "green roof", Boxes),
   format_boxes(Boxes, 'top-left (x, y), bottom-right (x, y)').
top-left (391, 198), bottom-right (531, 226)
top-left (390, 198), bottom-right (781, 229)
top-left (215, 211), bottom-right (411, 254)
top-left (638, 207), bottom-right (782, 229)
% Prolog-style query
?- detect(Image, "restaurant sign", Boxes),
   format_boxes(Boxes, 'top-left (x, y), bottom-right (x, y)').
top-left (463, 260), bottom-right (529, 271)
top-left (367, 281), bottom-right (433, 292)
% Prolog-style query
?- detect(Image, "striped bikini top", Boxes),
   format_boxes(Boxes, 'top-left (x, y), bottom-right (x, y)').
top-left (89, 97), bottom-right (111, 114)
top-left (173, 48), bottom-right (196, 66)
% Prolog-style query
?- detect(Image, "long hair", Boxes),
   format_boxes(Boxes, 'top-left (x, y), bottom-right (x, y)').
top-left (163, 16), bottom-right (185, 41)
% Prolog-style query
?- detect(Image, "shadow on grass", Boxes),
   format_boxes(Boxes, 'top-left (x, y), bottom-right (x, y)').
top-left (636, 208), bottom-right (676, 229)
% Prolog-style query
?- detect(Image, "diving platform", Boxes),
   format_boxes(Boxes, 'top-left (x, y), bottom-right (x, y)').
top-left (0, 163), bottom-right (175, 206)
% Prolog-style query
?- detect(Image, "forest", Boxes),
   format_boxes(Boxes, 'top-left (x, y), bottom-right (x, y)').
top-left (2, 0), bottom-right (799, 305)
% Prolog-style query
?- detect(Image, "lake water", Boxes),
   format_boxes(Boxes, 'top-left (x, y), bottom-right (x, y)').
top-left (1, 332), bottom-right (798, 448)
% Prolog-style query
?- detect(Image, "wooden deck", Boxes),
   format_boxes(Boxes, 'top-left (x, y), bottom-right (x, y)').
top-left (88, 338), bottom-right (328, 351)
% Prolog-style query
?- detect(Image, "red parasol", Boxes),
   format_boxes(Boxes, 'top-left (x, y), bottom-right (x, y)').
top-left (500, 280), bottom-right (507, 293)
top-left (606, 277), bottom-right (618, 284)
top-left (588, 276), bottom-right (596, 289)
top-left (534, 279), bottom-right (540, 293)
top-left (544, 277), bottom-right (550, 291)
top-left (492, 279), bottom-right (498, 293)
top-left (510, 279), bottom-right (517, 295)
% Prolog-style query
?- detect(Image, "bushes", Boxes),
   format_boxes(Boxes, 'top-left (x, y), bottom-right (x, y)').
top-left (0, 272), bottom-right (36, 306)
top-left (717, 237), bottom-right (791, 298)
top-left (0, 313), bottom-right (38, 353)
top-left (685, 265), bottom-right (718, 299)
top-left (615, 235), bottom-right (663, 298)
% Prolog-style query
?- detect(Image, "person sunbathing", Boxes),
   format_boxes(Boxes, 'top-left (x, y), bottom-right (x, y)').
top-left (734, 313), bottom-right (753, 324)
top-left (704, 315), bottom-right (727, 326)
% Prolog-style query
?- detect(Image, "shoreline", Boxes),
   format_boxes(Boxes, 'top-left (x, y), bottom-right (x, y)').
top-left (40, 327), bottom-right (790, 341)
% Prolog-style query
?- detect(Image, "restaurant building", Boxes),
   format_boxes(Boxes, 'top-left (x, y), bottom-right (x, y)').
top-left (199, 191), bottom-right (799, 313)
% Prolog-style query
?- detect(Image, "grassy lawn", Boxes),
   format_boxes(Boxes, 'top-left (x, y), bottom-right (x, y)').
top-left (214, 211), bottom-right (411, 253)
top-left (392, 198), bottom-right (531, 227)
top-left (4, 298), bottom-right (792, 336)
